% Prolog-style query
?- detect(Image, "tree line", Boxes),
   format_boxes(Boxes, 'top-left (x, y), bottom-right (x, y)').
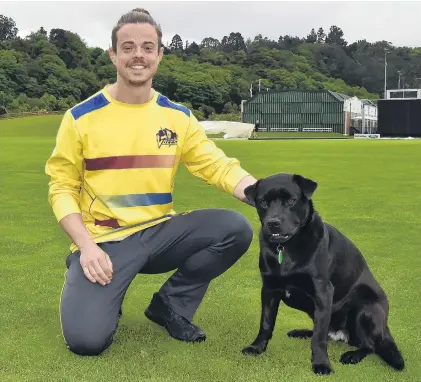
top-left (1, 14), bottom-right (420, 119)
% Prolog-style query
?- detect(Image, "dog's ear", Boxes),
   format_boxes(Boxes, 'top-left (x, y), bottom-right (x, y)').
top-left (293, 174), bottom-right (318, 200)
top-left (244, 180), bottom-right (260, 207)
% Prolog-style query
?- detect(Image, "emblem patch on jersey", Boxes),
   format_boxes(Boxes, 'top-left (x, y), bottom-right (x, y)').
top-left (156, 128), bottom-right (178, 148)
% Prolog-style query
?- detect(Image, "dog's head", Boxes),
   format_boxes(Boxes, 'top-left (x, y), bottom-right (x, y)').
top-left (244, 173), bottom-right (317, 244)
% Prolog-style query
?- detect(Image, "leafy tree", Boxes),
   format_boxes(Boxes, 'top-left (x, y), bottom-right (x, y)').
top-left (306, 28), bottom-right (317, 44)
top-left (4, 15), bottom-right (421, 117)
top-left (200, 105), bottom-right (215, 119)
top-left (325, 25), bottom-right (347, 48)
top-left (317, 28), bottom-right (326, 44)
top-left (221, 32), bottom-right (247, 53)
top-left (200, 37), bottom-right (220, 52)
top-left (185, 42), bottom-right (200, 56)
top-left (169, 34), bottom-right (183, 52)
top-left (49, 28), bottom-right (89, 69)
top-left (223, 102), bottom-right (234, 114)
top-left (279, 35), bottom-right (304, 50)
top-left (0, 15), bottom-right (18, 41)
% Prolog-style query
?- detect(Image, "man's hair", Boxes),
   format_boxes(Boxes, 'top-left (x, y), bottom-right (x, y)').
top-left (111, 8), bottom-right (163, 52)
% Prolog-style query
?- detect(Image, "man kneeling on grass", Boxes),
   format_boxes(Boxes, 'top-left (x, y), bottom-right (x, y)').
top-left (45, 8), bottom-right (256, 356)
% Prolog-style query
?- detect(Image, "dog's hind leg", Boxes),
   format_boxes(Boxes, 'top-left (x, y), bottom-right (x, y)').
top-left (340, 348), bottom-right (372, 365)
top-left (341, 303), bottom-right (404, 370)
top-left (374, 326), bottom-right (405, 370)
top-left (340, 303), bottom-right (378, 366)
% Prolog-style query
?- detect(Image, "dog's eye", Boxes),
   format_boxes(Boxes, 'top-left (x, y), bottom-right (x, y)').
top-left (286, 198), bottom-right (296, 206)
top-left (260, 200), bottom-right (268, 208)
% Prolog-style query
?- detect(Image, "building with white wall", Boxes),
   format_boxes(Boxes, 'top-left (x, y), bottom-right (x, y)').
top-left (344, 97), bottom-right (378, 133)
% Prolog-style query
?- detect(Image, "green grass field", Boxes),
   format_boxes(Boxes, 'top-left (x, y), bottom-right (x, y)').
top-left (1, 115), bottom-right (420, 381)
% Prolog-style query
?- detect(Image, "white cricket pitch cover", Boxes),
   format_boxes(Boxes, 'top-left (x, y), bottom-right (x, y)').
top-left (200, 121), bottom-right (254, 139)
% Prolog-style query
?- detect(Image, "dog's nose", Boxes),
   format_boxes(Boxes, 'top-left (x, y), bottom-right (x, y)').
top-left (267, 219), bottom-right (281, 229)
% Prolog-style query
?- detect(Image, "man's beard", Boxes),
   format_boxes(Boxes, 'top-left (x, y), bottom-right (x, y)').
top-left (119, 66), bottom-right (153, 87)
top-left (127, 78), bottom-right (149, 86)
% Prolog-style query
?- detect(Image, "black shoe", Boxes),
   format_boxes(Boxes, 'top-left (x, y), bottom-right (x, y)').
top-left (144, 293), bottom-right (206, 343)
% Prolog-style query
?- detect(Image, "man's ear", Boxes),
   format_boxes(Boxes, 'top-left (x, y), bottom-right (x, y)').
top-left (293, 174), bottom-right (318, 200)
top-left (158, 46), bottom-right (164, 63)
top-left (108, 46), bottom-right (116, 66)
top-left (244, 180), bottom-right (260, 207)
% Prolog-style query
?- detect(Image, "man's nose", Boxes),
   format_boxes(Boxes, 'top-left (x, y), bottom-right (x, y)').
top-left (133, 46), bottom-right (145, 58)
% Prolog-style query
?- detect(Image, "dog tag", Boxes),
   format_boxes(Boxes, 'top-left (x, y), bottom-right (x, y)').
top-left (277, 245), bottom-right (284, 264)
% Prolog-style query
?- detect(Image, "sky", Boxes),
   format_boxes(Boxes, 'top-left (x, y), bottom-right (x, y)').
top-left (2, 1), bottom-right (421, 49)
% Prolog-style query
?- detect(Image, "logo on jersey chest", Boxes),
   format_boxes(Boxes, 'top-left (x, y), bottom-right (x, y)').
top-left (156, 127), bottom-right (178, 148)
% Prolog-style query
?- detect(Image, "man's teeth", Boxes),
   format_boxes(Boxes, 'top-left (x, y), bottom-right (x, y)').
top-left (131, 65), bottom-right (145, 69)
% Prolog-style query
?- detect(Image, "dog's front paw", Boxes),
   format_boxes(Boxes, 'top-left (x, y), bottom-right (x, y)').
top-left (312, 362), bottom-right (333, 375)
top-left (242, 343), bottom-right (267, 356)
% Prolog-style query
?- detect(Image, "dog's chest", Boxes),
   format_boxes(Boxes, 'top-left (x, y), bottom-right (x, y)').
top-left (260, 247), bottom-right (299, 276)
top-left (260, 248), bottom-right (313, 293)
top-left (279, 253), bottom-right (299, 277)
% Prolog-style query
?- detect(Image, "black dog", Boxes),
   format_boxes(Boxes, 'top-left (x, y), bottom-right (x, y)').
top-left (242, 173), bottom-right (404, 375)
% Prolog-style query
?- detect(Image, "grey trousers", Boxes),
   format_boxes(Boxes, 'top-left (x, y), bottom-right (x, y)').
top-left (60, 209), bottom-right (253, 356)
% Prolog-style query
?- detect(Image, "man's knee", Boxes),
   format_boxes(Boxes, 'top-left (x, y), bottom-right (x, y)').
top-left (215, 210), bottom-right (253, 252)
top-left (63, 327), bottom-right (113, 356)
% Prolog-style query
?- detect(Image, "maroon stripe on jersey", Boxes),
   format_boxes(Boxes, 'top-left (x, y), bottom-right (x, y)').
top-left (85, 155), bottom-right (175, 170)
top-left (94, 218), bottom-right (121, 228)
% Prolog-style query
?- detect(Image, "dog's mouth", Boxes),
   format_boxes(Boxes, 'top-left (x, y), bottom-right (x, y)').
top-left (267, 227), bottom-right (299, 243)
top-left (269, 233), bottom-right (291, 243)
top-left (270, 233), bottom-right (291, 240)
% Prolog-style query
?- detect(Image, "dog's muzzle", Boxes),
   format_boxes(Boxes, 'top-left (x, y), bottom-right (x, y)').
top-left (265, 218), bottom-right (293, 243)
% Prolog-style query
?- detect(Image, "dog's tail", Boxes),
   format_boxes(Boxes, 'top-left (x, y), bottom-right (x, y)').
top-left (375, 327), bottom-right (405, 371)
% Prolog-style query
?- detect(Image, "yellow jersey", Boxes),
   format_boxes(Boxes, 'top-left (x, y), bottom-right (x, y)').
top-left (45, 86), bottom-right (250, 252)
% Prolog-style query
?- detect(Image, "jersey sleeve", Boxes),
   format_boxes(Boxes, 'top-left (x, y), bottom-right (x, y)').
top-left (180, 113), bottom-right (250, 194)
top-left (45, 110), bottom-right (83, 222)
